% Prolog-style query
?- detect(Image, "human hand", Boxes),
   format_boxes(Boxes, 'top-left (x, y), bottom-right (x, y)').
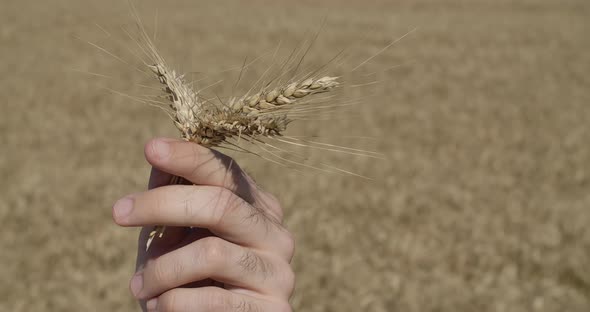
top-left (112, 138), bottom-right (295, 312)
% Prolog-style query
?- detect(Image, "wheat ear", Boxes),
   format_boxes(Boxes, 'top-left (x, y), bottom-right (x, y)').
top-left (145, 59), bottom-right (339, 250)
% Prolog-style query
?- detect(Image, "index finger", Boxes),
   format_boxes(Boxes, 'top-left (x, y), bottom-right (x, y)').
top-left (144, 138), bottom-right (260, 205)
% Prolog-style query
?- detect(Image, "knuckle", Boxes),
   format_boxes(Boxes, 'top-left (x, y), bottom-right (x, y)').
top-left (281, 264), bottom-right (296, 295)
top-left (237, 250), bottom-right (267, 277)
top-left (270, 257), bottom-right (295, 296)
top-left (279, 230), bottom-right (296, 261)
top-left (200, 236), bottom-right (228, 264)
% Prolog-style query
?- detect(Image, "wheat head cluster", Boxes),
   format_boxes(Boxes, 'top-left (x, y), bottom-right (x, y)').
top-left (148, 62), bottom-right (340, 147)
top-left (88, 7), bottom-right (387, 247)
top-left (129, 15), bottom-right (348, 247)
top-left (143, 39), bottom-right (341, 247)
top-left (126, 17), bottom-right (366, 166)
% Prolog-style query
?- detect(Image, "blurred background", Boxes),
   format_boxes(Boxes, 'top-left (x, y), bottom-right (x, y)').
top-left (1, 0), bottom-right (589, 311)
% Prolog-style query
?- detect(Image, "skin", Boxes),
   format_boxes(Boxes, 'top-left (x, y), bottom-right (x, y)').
top-left (112, 137), bottom-right (295, 312)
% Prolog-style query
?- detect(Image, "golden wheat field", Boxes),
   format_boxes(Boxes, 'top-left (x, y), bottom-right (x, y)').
top-left (1, 0), bottom-right (589, 311)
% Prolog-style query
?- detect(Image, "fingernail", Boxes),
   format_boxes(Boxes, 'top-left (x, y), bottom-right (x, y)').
top-left (130, 272), bottom-right (143, 298)
top-left (114, 196), bottom-right (134, 220)
top-left (153, 140), bottom-right (170, 160)
top-left (146, 298), bottom-right (158, 311)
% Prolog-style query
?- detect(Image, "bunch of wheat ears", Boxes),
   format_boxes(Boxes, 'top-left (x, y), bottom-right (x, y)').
top-left (81, 5), bottom-right (408, 249)
top-left (140, 28), bottom-right (344, 248)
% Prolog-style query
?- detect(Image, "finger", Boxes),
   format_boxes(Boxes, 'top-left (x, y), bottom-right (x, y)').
top-left (144, 138), bottom-right (257, 199)
top-left (113, 185), bottom-right (294, 260)
top-left (144, 137), bottom-right (283, 219)
top-left (147, 287), bottom-right (290, 312)
top-left (132, 236), bottom-right (294, 300)
top-left (148, 154), bottom-right (283, 222)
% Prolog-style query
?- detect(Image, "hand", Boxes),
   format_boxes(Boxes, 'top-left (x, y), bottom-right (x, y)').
top-left (112, 138), bottom-right (295, 312)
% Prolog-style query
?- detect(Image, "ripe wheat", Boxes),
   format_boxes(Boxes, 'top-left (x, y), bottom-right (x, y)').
top-left (138, 26), bottom-right (344, 249)
top-left (81, 5), bottom-right (393, 249)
